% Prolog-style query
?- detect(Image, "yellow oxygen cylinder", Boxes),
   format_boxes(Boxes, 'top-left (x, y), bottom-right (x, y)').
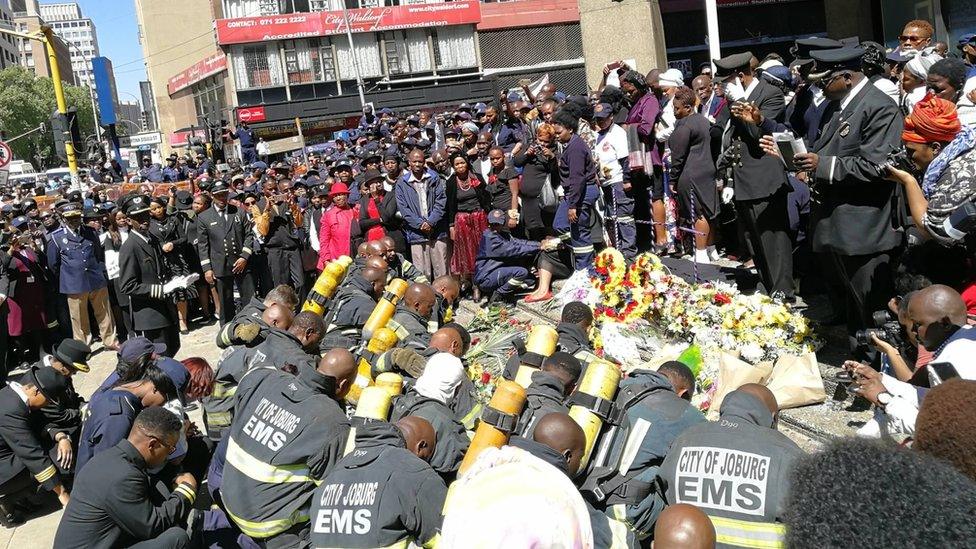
top-left (374, 372), bottom-right (404, 396)
top-left (514, 325), bottom-right (559, 388)
top-left (302, 255), bottom-right (353, 315)
top-left (361, 278), bottom-right (409, 341)
top-left (568, 359), bottom-right (621, 471)
top-left (343, 385), bottom-right (400, 455)
top-left (346, 327), bottom-right (400, 405)
top-left (458, 380), bottom-right (527, 475)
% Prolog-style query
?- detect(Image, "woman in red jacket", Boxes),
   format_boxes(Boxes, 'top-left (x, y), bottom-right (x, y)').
top-left (318, 183), bottom-right (356, 268)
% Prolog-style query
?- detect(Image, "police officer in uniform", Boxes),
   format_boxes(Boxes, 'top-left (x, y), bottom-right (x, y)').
top-left (657, 385), bottom-right (801, 548)
top-left (307, 417), bottom-right (446, 548)
top-left (195, 180), bottom-right (256, 325)
top-left (387, 283), bottom-right (437, 351)
top-left (717, 51), bottom-right (794, 299)
top-left (0, 366), bottom-right (72, 525)
top-left (321, 267), bottom-right (387, 350)
top-left (221, 349), bottom-right (356, 547)
top-left (233, 122), bottom-right (259, 165)
top-left (138, 157), bottom-right (163, 183)
top-left (260, 181), bottom-right (307, 301)
top-left (117, 195), bottom-right (181, 357)
top-left (793, 47), bottom-right (903, 354)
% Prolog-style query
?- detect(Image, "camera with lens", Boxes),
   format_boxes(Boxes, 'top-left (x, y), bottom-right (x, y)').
top-left (855, 309), bottom-right (905, 348)
top-left (941, 200), bottom-right (976, 246)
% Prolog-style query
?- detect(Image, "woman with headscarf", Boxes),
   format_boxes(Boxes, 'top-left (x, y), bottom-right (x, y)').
top-left (902, 50), bottom-right (942, 115)
top-left (148, 196), bottom-right (198, 334)
top-left (446, 155), bottom-right (490, 299)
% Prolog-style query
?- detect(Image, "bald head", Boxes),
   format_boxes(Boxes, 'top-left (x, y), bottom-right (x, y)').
top-left (432, 275), bottom-right (460, 305)
top-left (429, 327), bottom-right (463, 357)
top-left (692, 74), bottom-right (712, 89)
top-left (318, 348), bottom-right (357, 400)
top-left (533, 412), bottom-right (586, 476)
top-left (289, 311), bottom-right (326, 351)
top-left (262, 303), bottom-right (294, 331)
top-left (909, 284), bottom-right (968, 351)
top-left (364, 256), bottom-right (389, 272)
top-left (362, 267), bottom-right (388, 297)
top-left (738, 383), bottom-right (778, 415)
top-left (652, 504), bottom-right (716, 549)
top-left (379, 236), bottom-right (396, 253)
top-left (396, 415), bottom-right (436, 462)
top-left (404, 283), bottom-right (437, 319)
top-left (357, 241), bottom-right (369, 257)
top-left (365, 239), bottom-right (386, 258)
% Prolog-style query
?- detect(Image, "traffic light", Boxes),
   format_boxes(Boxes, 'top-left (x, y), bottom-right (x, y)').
top-left (50, 108), bottom-right (84, 162)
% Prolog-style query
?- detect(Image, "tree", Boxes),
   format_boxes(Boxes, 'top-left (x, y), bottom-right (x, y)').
top-left (0, 66), bottom-right (95, 169)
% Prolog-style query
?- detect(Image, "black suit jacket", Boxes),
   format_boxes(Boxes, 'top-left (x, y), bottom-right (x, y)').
top-left (0, 385), bottom-right (60, 491)
top-left (810, 81), bottom-right (903, 255)
top-left (194, 204), bottom-right (254, 278)
top-left (724, 79), bottom-right (789, 201)
top-left (53, 439), bottom-right (195, 549)
top-left (118, 230), bottom-right (177, 330)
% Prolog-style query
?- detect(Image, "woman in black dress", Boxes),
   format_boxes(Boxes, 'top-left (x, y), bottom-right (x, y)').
top-left (669, 87), bottom-right (720, 263)
top-left (148, 197), bottom-right (199, 334)
top-left (485, 146), bottom-right (520, 230)
top-left (513, 123), bottom-right (560, 240)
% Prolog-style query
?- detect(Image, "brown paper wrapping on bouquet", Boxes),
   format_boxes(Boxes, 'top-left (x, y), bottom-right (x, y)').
top-left (764, 352), bottom-right (827, 410)
top-left (706, 351), bottom-right (826, 420)
top-left (707, 352), bottom-right (774, 420)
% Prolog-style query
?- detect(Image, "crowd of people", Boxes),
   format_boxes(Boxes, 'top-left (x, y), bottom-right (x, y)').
top-left (0, 13), bottom-right (972, 549)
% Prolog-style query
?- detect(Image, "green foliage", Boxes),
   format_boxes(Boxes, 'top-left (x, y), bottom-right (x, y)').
top-left (0, 66), bottom-right (96, 169)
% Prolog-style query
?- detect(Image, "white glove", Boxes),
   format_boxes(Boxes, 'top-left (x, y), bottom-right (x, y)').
top-left (162, 278), bottom-right (183, 294)
top-left (721, 187), bottom-right (735, 204)
top-left (184, 272), bottom-right (200, 286)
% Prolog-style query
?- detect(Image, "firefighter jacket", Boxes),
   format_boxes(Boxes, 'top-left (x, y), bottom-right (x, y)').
top-left (221, 365), bottom-right (350, 540)
top-left (308, 421), bottom-right (446, 548)
top-left (389, 390), bottom-right (469, 476)
top-left (658, 390), bottom-right (802, 549)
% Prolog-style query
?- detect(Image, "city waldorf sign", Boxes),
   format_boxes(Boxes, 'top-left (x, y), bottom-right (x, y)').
top-left (215, 1), bottom-right (482, 45)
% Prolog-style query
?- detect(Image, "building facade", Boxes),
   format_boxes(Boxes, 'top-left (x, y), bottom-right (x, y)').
top-left (0, 1), bottom-right (21, 70)
top-left (117, 101), bottom-right (144, 132)
top-left (139, 80), bottom-right (157, 131)
top-left (39, 2), bottom-right (99, 86)
top-left (12, 1), bottom-right (75, 84)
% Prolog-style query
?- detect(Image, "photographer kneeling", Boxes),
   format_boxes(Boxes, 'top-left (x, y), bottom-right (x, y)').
top-left (847, 284), bottom-right (976, 437)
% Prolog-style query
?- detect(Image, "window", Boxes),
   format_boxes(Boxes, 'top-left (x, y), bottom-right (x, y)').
top-left (232, 43), bottom-right (285, 89)
top-left (283, 38), bottom-right (336, 84)
top-left (309, 0), bottom-right (342, 10)
top-left (383, 30), bottom-right (431, 76)
top-left (431, 26), bottom-right (476, 70)
top-left (335, 33), bottom-right (383, 79)
top-left (223, 0), bottom-right (284, 18)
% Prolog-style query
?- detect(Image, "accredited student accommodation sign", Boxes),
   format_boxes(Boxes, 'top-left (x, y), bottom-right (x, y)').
top-left (216, 2), bottom-right (481, 45)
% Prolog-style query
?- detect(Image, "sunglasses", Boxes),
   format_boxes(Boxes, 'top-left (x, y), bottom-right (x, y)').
top-left (899, 35), bottom-right (926, 42)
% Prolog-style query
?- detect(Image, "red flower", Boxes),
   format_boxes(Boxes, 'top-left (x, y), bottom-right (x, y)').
top-left (714, 293), bottom-right (732, 305)
top-left (481, 372), bottom-right (491, 384)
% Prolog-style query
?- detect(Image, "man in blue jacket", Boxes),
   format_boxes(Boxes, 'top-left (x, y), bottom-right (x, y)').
top-left (395, 149), bottom-right (449, 280)
top-left (475, 209), bottom-right (559, 304)
top-left (47, 202), bottom-right (118, 351)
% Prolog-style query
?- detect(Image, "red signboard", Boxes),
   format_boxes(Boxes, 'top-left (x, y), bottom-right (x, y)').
top-left (216, 1), bottom-right (481, 45)
top-left (169, 129), bottom-right (208, 147)
top-left (167, 51), bottom-right (228, 96)
top-left (237, 106), bottom-right (267, 124)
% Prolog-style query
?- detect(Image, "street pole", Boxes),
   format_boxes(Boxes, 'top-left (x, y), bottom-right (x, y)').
top-left (88, 84), bottom-right (101, 142)
top-left (40, 26), bottom-right (80, 185)
top-left (705, 0), bottom-right (721, 71)
top-left (341, 8), bottom-right (367, 109)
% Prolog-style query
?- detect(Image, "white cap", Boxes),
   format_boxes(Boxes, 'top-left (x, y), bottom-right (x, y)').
top-left (659, 68), bottom-right (685, 88)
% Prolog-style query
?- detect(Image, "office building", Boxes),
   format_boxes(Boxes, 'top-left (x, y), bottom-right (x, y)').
top-left (117, 100), bottom-right (143, 132)
top-left (39, 2), bottom-right (100, 86)
top-left (0, 1), bottom-right (20, 69)
top-left (13, 0), bottom-right (74, 83)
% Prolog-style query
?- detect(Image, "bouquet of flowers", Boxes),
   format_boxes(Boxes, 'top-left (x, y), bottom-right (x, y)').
top-left (464, 306), bottom-right (531, 403)
top-left (555, 248), bottom-right (819, 404)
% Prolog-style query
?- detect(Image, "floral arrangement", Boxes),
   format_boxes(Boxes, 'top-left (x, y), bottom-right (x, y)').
top-left (557, 248), bottom-right (819, 402)
top-left (464, 306), bottom-right (530, 403)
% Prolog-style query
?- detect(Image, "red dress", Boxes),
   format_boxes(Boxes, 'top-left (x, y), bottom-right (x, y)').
top-left (6, 248), bottom-right (47, 337)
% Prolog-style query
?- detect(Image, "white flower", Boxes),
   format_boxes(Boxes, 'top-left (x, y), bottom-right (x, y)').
top-left (739, 343), bottom-right (764, 364)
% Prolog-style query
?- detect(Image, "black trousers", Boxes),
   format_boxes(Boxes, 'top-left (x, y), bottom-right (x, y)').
top-left (215, 273), bottom-right (255, 325)
top-left (141, 325), bottom-right (181, 358)
top-left (823, 249), bottom-right (895, 358)
top-left (266, 247), bottom-right (305, 302)
top-left (128, 526), bottom-right (189, 549)
top-left (737, 188), bottom-right (794, 297)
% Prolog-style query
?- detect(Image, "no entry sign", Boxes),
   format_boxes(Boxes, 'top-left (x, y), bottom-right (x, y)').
top-left (0, 141), bottom-right (11, 169)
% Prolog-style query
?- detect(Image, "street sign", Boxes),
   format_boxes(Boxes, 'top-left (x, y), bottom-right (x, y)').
top-left (120, 132), bottom-right (162, 147)
top-left (265, 135), bottom-right (306, 155)
top-left (238, 106), bottom-right (267, 123)
top-left (0, 140), bottom-right (11, 169)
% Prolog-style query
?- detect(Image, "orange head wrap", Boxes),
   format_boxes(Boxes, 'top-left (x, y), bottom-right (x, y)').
top-left (903, 94), bottom-right (962, 144)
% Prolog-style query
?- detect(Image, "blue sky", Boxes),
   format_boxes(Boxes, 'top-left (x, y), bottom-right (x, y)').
top-left (74, 0), bottom-right (146, 106)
